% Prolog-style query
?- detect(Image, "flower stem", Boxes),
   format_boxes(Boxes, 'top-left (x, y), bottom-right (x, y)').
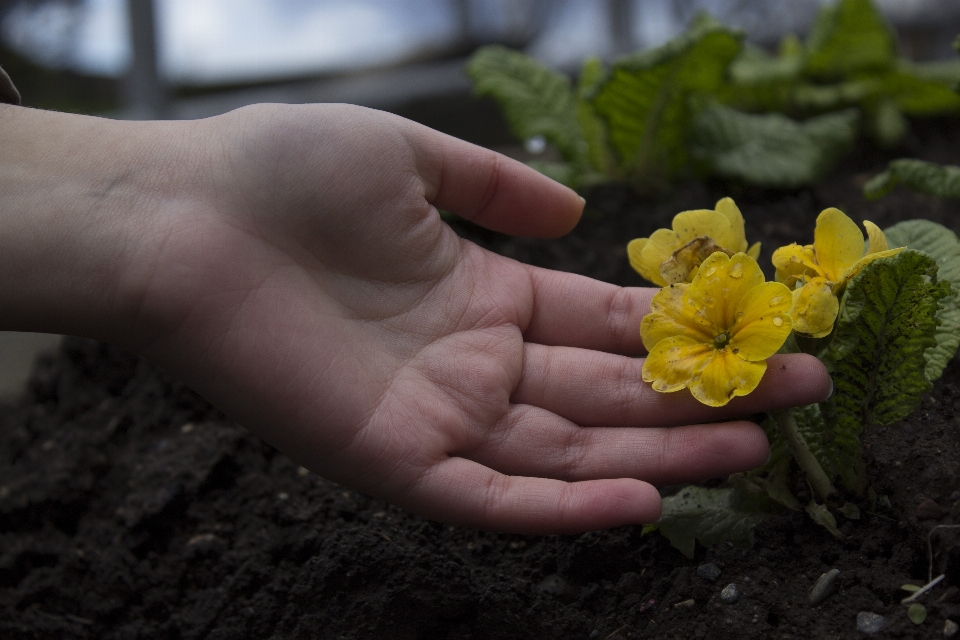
top-left (771, 408), bottom-right (835, 501)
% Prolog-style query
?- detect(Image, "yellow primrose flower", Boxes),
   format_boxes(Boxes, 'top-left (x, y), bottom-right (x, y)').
top-left (771, 208), bottom-right (902, 338)
top-left (627, 197), bottom-right (761, 286)
top-left (640, 252), bottom-right (793, 407)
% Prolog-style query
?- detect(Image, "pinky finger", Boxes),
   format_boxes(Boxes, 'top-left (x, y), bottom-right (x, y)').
top-left (402, 457), bottom-right (662, 535)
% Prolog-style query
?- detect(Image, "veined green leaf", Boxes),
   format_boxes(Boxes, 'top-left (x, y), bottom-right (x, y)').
top-left (821, 250), bottom-right (950, 490)
top-left (466, 46), bottom-right (587, 167)
top-left (805, 0), bottom-right (897, 80)
top-left (590, 14), bottom-right (742, 187)
top-left (884, 220), bottom-right (960, 382)
top-left (657, 485), bottom-right (774, 558)
top-left (729, 41), bottom-right (804, 86)
top-left (865, 159), bottom-right (960, 199)
top-left (805, 501), bottom-right (844, 539)
top-left (689, 104), bottom-right (858, 187)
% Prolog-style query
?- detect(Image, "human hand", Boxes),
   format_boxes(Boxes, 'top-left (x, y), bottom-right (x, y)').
top-left (0, 103), bottom-right (832, 534)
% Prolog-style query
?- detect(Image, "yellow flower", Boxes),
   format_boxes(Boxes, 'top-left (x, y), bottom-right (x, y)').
top-left (640, 252), bottom-right (793, 407)
top-left (771, 208), bottom-right (902, 338)
top-left (627, 197), bottom-right (761, 286)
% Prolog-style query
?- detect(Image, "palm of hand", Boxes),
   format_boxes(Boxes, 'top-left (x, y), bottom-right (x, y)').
top-left (129, 104), bottom-right (830, 533)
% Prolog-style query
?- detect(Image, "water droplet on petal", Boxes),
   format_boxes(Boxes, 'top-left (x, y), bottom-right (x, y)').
top-left (735, 311), bottom-right (744, 320)
top-left (769, 296), bottom-right (783, 306)
top-left (704, 266), bottom-right (718, 277)
top-left (772, 316), bottom-right (784, 327)
top-left (729, 263), bottom-right (743, 278)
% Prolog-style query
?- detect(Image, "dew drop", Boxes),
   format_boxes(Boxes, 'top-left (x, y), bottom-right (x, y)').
top-left (772, 316), bottom-right (784, 327)
top-left (769, 296), bottom-right (783, 306)
top-left (704, 266), bottom-right (718, 277)
top-left (735, 311), bottom-right (744, 320)
top-left (729, 263), bottom-right (743, 278)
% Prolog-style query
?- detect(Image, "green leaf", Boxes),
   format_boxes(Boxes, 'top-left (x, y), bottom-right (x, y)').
top-left (657, 485), bottom-right (774, 558)
top-left (865, 159), bottom-right (960, 199)
top-left (884, 220), bottom-right (960, 382)
top-left (900, 584), bottom-right (922, 593)
top-left (689, 103), bottom-right (858, 187)
top-left (805, 0), bottom-right (897, 80)
top-left (805, 501), bottom-right (844, 539)
top-left (576, 56), bottom-right (615, 176)
top-left (590, 14), bottom-right (742, 187)
top-left (821, 250), bottom-right (951, 490)
top-left (907, 602), bottom-right (927, 625)
top-left (466, 46), bottom-right (587, 167)
top-left (878, 63), bottom-right (960, 115)
top-left (862, 97), bottom-right (908, 148)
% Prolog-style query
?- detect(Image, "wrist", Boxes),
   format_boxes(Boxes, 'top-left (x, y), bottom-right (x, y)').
top-left (0, 105), bottom-right (208, 346)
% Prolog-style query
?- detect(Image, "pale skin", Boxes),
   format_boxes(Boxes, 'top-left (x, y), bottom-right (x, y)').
top-left (0, 103), bottom-right (832, 534)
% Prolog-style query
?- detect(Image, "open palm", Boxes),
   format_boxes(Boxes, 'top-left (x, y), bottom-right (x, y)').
top-left (121, 104), bottom-right (831, 534)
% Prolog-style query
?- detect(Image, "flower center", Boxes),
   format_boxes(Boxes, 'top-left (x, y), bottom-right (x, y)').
top-left (714, 332), bottom-right (730, 349)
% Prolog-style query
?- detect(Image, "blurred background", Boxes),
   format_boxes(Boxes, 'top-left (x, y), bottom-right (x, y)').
top-left (3, 0), bottom-right (960, 130)
top-left (0, 0), bottom-right (959, 398)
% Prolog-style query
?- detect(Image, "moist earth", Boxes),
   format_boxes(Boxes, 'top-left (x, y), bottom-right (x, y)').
top-left (1, 118), bottom-right (960, 639)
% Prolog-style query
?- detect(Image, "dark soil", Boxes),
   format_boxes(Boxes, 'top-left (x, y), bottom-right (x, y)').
top-left (2, 119), bottom-right (960, 640)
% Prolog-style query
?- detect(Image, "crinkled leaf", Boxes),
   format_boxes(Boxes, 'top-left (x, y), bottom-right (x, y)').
top-left (466, 46), bottom-right (587, 167)
top-left (657, 485), bottom-right (775, 558)
top-left (728, 41), bottom-right (804, 86)
top-left (805, 0), bottom-right (896, 80)
top-left (865, 159), bottom-right (960, 199)
top-left (884, 220), bottom-right (960, 382)
top-left (821, 250), bottom-right (950, 491)
top-left (590, 14), bottom-right (741, 186)
top-left (689, 104), bottom-right (858, 187)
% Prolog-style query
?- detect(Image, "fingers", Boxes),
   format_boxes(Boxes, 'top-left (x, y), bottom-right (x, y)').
top-left (523, 266), bottom-right (656, 355)
top-left (463, 404), bottom-right (770, 486)
top-left (401, 123), bottom-right (584, 238)
top-left (512, 348), bottom-right (833, 428)
top-left (407, 457), bottom-right (662, 534)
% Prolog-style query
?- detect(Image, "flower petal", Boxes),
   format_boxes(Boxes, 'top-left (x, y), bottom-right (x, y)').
top-left (728, 282), bottom-right (793, 360)
top-left (628, 238), bottom-right (667, 286)
top-left (688, 348), bottom-right (767, 407)
top-left (642, 335), bottom-right (714, 393)
top-left (813, 207), bottom-right (865, 281)
top-left (639, 228), bottom-right (685, 286)
top-left (686, 252), bottom-right (765, 330)
top-left (863, 220), bottom-right (889, 254)
top-left (672, 209), bottom-right (740, 250)
top-left (790, 277), bottom-right (839, 338)
top-left (640, 283), bottom-right (715, 350)
top-left (746, 241), bottom-right (762, 260)
top-left (658, 236), bottom-right (734, 285)
top-left (714, 197), bottom-right (749, 252)
top-left (839, 247), bottom-right (904, 284)
top-left (772, 243), bottom-right (821, 286)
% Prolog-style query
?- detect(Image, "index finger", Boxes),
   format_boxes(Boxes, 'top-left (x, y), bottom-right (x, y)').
top-left (400, 120), bottom-right (585, 238)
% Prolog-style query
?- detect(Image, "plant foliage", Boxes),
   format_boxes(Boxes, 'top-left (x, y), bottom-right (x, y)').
top-left (865, 159), bottom-right (960, 200)
top-left (467, 0), bottom-right (960, 193)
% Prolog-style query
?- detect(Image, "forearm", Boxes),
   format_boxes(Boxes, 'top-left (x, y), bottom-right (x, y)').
top-left (0, 105), bottom-right (204, 344)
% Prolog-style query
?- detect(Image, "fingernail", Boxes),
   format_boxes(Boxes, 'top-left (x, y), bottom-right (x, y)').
top-left (579, 195), bottom-right (586, 206)
top-left (824, 376), bottom-right (834, 401)
top-left (763, 449), bottom-right (772, 466)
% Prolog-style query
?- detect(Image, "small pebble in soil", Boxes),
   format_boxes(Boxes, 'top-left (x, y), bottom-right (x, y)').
top-left (808, 568), bottom-right (841, 606)
top-left (697, 563), bottom-right (721, 581)
top-left (945, 619), bottom-right (959, 637)
top-left (537, 574), bottom-right (567, 596)
top-left (674, 598), bottom-right (695, 609)
top-left (720, 584), bottom-right (739, 604)
top-left (856, 612), bottom-right (886, 634)
top-left (916, 498), bottom-right (946, 520)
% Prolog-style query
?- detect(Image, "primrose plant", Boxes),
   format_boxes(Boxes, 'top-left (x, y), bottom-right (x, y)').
top-left (631, 199), bottom-right (960, 557)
